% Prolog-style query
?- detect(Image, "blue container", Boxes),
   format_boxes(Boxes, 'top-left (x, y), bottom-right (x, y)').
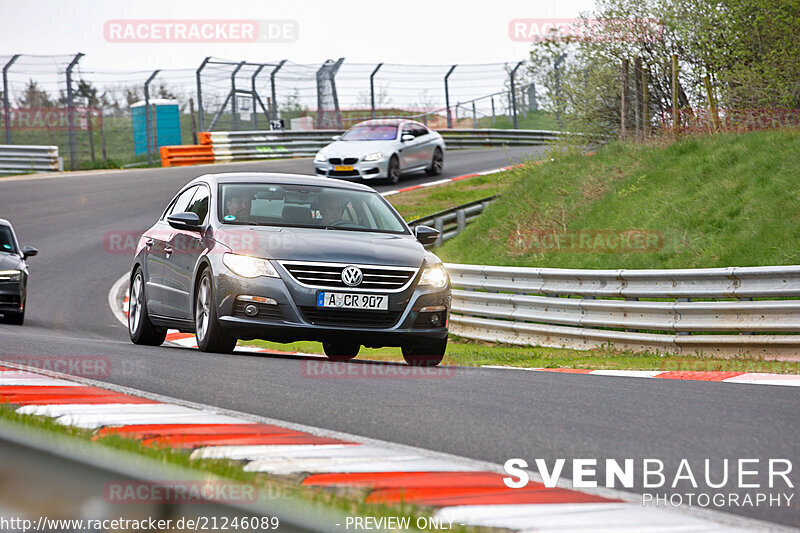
top-left (131, 99), bottom-right (182, 156)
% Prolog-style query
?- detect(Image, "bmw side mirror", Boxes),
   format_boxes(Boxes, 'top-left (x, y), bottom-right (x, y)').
top-left (401, 134), bottom-right (415, 142)
top-left (22, 246), bottom-right (38, 259)
top-left (414, 225), bottom-right (439, 245)
top-left (167, 212), bottom-right (201, 231)
top-left (331, 135), bottom-right (341, 141)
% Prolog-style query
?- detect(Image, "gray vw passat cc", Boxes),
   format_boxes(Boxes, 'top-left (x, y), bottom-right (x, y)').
top-left (314, 119), bottom-right (445, 184)
top-left (0, 219), bottom-right (38, 325)
top-left (128, 173), bottom-right (450, 366)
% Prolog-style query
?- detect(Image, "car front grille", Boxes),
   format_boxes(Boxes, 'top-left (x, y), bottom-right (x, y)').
top-left (328, 157), bottom-right (359, 165)
top-left (300, 307), bottom-right (401, 328)
top-left (280, 262), bottom-right (418, 292)
top-left (0, 294), bottom-right (20, 305)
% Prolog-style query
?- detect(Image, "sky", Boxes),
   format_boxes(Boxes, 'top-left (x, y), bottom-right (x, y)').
top-left (0, 0), bottom-right (595, 70)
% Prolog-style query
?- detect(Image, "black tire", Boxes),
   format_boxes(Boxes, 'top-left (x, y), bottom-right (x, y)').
top-left (402, 337), bottom-right (447, 367)
top-left (4, 306), bottom-right (24, 325)
top-left (385, 155), bottom-right (401, 185)
top-left (425, 148), bottom-right (444, 176)
top-left (128, 267), bottom-right (167, 346)
top-left (194, 269), bottom-right (237, 354)
top-left (323, 341), bottom-right (360, 361)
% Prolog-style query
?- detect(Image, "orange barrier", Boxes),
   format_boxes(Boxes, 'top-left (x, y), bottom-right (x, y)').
top-left (198, 132), bottom-right (213, 145)
top-left (159, 145), bottom-right (215, 167)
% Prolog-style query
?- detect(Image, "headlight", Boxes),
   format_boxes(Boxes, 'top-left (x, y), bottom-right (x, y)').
top-left (315, 152), bottom-right (327, 163)
top-left (0, 270), bottom-right (21, 281)
top-left (362, 152), bottom-right (383, 162)
top-left (222, 254), bottom-right (279, 278)
top-left (419, 264), bottom-right (448, 289)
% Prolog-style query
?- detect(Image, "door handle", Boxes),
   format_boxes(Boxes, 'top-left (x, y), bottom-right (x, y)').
top-left (145, 238), bottom-right (154, 249)
top-left (164, 247), bottom-right (173, 257)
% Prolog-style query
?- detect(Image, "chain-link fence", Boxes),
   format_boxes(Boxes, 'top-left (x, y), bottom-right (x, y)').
top-left (1, 54), bottom-right (552, 170)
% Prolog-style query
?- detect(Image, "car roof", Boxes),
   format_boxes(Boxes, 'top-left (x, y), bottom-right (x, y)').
top-left (189, 172), bottom-right (376, 192)
top-left (350, 118), bottom-right (425, 128)
top-left (0, 218), bottom-right (11, 227)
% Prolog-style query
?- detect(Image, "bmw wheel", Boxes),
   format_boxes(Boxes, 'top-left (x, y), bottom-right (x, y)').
top-left (425, 148), bottom-right (444, 176)
top-left (195, 269), bottom-right (237, 354)
top-left (129, 267), bottom-right (167, 346)
top-left (386, 155), bottom-right (401, 185)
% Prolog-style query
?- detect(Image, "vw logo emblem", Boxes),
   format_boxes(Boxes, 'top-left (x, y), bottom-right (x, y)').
top-left (341, 266), bottom-right (363, 287)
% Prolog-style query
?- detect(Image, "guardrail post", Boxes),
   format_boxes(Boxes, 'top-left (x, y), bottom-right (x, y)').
top-left (231, 61), bottom-right (245, 131)
top-left (270, 59), bottom-right (286, 122)
top-left (456, 209), bottom-right (466, 233)
top-left (65, 53), bottom-right (84, 170)
top-left (2, 55), bottom-right (20, 144)
top-left (491, 96), bottom-right (495, 125)
top-left (510, 61), bottom-right (524, 129)
top-left (444, 65), bottom-right (457, 129)
top-left (472, 101), bottom-right (477, 128)
top-left (196, 57), bottom-right (210, 133)
top-left (370, 63), bottom-right (383, 119)
top-left (144, 70), bottom-right (160, 167)
top-left (434, 216), bottom-right (444, 247)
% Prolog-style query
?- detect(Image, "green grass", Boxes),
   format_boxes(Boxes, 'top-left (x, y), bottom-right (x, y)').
top-left (240, 338), bottom-right (800, 374)
top-left (475, 110), bottom-right (560, 131)
top-left (0, 403), bottom-right (494, 532)
top-left (437, 130), bottom-right (800, 269)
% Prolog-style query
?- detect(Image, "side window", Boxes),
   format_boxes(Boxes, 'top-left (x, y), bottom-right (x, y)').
top-left (164, 186), bottom-right (198, 219)
top-left (186, 186), bottom-right (210, 224)
top-left (411, 124), bottom-right (428, 137)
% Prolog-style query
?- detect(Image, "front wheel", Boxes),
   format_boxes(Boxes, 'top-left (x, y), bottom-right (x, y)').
top-left (402, 337), bottom-right (447, 367)
top-left (323, 341), bottom-right (360, 361)
top-left (425, 148), bottom-right (443, 176)
top-left (128, 268), bottom-right (167, 346)
top-left (195, 269), bottom-right (237, 354)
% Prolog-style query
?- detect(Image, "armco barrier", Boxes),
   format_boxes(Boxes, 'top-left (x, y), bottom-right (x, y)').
top-left (445, 263), bottom-right (800, 357)
top-left (408, 196), bottom-right (497, 247)
top-left (0, 144), bottom-right (61, 176)
top-left (160, 128), bottom-right (570, 167)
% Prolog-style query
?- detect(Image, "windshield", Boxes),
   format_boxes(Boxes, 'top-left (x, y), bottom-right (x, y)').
top-left (0, 225), bottom-right (18, 254)
top-left (218, 184), bottom-right (408, 234)
top-left (340, 124), bottom-right (398, 141)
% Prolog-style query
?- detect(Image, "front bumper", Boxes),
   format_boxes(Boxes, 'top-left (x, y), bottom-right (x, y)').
top-left (314, 158), bottom-right (390, 180)
top-left (213, 265), bottom-right (449, 347)
top-left (0, 281), bottom-right (24, 313)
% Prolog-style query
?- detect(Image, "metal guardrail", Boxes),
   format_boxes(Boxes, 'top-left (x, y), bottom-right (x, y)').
top-left (408, 196), bottom-right (496, 247)
top-left (159, 128), bottom-right (571, 166)
top-left (445, 263), bottom-right (800, 356)
top-left (0, 144), bottom-right (61, 176)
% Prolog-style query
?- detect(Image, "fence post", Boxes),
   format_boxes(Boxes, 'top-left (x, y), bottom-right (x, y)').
top-left (671, 54), bottom-right (679, 136)
top-left (444, 65), bottom-right (457, 129)
top-left (456, 209), bottom-right (466, 233)
top-left (510, 61), bottom-right (523, 129)
top-left (144, 69), bottom-right (160, 166)
top-left (703, 74), bottom-right (720, 132)
top-left (528, 84), bottom-right (537, 111)
top-left (620, 58), bottom-right (628, 140)
top-left (634, 56), bottom-right (642, 140)
top-left (329, 58), bottom-right (344, 130)
top-left (434, 216), bottom-right (444, 248)
top-left (196, 57), bottom-right (210, 133)
top-left (270, 59), bottom-right (286, 122)
top-left (370, 63), bottom-right (383, 119)
top-left (2, 55), bottom-right (20, 144)
top-left (642, 68), bottom-right (650, 138)
top-left (65, 53), bottom-right (84, 170)
top-left (250, 64), bottom-right (267, 130)
top-left (230, 61), bottom-right (245, 131)
top-left (553, 54), bottom-right (565, 130)
top-left (491, 96), bottom-right (495, 125)
top-left (472, 101), bottom-right (477, 128)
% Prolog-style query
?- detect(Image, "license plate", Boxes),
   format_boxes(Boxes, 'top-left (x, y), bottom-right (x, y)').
top-left (334, 165), bottom-right (354, 171)
top-left (317, 292), bottom-right (388, 310)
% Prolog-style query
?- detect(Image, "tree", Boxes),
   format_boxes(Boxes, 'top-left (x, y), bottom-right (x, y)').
top-left (17, 80), bottom-right (54, 108)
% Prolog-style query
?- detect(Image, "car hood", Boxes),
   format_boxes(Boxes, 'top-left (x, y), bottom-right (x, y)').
top-left (320, 140), bottom-right (396, 158)
top-left (216, 226), bottom-right (425, 267)
top-left (0, 252), bottom-right (22, 271)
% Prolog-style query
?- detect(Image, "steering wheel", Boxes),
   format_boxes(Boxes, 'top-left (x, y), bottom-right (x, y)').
top-left (328, 220), bottom-right (364, 228)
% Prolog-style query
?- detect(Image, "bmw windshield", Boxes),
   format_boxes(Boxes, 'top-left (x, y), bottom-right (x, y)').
top-left (339, 124), bottom-right (398, 141)
top-left (218, 184), bottom-right (408, 234)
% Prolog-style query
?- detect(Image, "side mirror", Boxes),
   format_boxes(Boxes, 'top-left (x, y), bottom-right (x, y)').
top-left (167, 212), bottom-right (201, 231)
top-left (22, 246), bottom-right (38, 259)
top-left (401, 134), bottom-right (415, 142)
top-left (414, 225), bottom-right (440, 245)
top-left (331, 135), bottom-right (341, 141)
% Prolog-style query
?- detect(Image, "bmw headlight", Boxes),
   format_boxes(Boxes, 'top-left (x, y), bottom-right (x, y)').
top-left (315, 152), bottom-right (327, 163)
top-left (0, 269), bottom-right (21, 281)
top-left (362, 152), bottom-right (383, 162)
top-left (419, 264), bottom-right (448, 289)
top-left (222, 254), bottom-right (279, 278)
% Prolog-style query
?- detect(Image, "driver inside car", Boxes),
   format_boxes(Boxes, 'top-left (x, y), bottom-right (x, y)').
top-left (224, 192), bottom-right (251, 223)
top-left (316, 192), bottom-right (348, 226)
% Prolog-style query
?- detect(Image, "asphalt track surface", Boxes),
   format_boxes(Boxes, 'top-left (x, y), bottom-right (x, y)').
top-left (0, 148), bottom-right (797, 528)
